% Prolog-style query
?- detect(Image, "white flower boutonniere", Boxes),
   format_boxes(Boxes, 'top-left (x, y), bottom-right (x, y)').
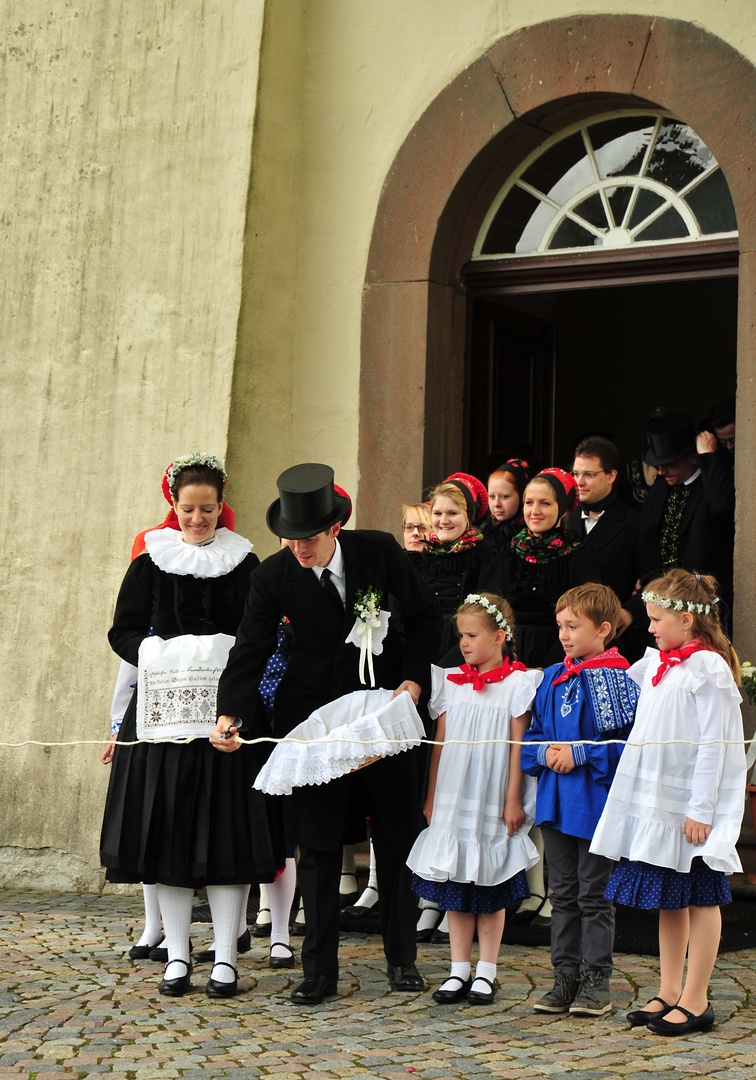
top-left (345, 586), bottom-right (391, 687)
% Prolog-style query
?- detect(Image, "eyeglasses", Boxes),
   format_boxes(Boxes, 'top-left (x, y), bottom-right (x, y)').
top-left (401, 523), bottom-right (428, 533)
top-left (570, 470), bottom-right (606, 480)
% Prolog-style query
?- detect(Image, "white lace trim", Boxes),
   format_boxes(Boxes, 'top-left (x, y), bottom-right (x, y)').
top-left (254, 689), bottom-right (424, 796)
top-left (144, 527), bottom-right (253, 579)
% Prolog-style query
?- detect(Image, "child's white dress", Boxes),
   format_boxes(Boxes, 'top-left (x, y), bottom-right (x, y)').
top-left (590, 648), bottom-right (746, 908)
top-left (407, 664), bottom-right (543, 910)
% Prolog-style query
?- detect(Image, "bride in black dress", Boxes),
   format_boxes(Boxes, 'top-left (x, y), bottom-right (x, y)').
top-left (100, 452), bottom-right (282, 997)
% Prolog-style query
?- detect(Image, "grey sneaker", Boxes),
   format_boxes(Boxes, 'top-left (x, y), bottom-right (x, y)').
top-left (569, 969), bottom-right (612, 1015)
top-left (533, 971), bottom-right (581, 1013)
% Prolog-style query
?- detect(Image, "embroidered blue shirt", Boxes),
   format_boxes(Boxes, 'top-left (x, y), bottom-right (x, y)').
top-left (521, 662), bottom-right (639, 840)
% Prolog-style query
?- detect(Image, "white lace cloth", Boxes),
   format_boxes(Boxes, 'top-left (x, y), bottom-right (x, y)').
top-left (254, 689), bottom-right (424, 796)
top-left (144, 527), bottom-right (252, 578)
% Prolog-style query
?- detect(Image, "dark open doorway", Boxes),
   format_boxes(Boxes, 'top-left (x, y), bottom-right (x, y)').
top-left (464, 258), bottom-right (738, 480)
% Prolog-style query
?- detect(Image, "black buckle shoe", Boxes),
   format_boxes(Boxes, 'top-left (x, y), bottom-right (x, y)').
top-left (269, 942), bottom-right (295, 969)
top-left (627, 996), bottom-right (673, 1027)
top-left (467, 976), bottom-right (497, 1005)
top-left (647, 1003), bottom-right (715, 1036)
top-left (158, 958), bottom-right (192, 996)
top-left (432, 976), bottom-right (472, 1004)
top-left (205, 962), bottom-right (239, 998)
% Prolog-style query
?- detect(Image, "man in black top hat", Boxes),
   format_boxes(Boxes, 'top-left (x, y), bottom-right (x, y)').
top-left (632, 411), bottom-right (735, 611)
top-left (213, 463), bottom-right (442, 1004)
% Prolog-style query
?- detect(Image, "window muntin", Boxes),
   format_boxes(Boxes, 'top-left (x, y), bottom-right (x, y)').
top-left (474, 112), bottom-right (737, 258)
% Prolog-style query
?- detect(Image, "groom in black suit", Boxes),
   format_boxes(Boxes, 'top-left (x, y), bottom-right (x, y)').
top-left (213, 464), bottom-right (442, 1003)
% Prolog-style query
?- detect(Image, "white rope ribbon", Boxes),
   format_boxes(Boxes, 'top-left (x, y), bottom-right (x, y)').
top-left (3, 735), bottom-right (755, 750)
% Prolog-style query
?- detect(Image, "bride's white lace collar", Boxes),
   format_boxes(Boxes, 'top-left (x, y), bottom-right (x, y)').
top-left (144, 527), bottom-right (253, 579)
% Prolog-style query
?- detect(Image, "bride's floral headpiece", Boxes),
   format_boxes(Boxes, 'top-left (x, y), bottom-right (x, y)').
top-left (464, 594), bottom-right (514, 641)
top-left (641, 589), bottom-right (717, 616)
top-left (165, 452), bottom-right (228, 498)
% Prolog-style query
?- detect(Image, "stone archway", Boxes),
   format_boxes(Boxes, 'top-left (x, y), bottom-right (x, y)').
top-left (359, 14), bottom-right (756, 651)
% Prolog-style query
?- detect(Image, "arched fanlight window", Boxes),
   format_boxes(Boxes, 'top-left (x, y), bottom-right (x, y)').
top-left (473, 111), bottom-right (738, 258)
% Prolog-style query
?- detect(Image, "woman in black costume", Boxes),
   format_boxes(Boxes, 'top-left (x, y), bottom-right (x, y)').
top-left (100, 452), bottom-right (282, 998)
top-left (507, 467), bottom-right (601, 668)
top-left (418, 472), bottom-right (509, 661)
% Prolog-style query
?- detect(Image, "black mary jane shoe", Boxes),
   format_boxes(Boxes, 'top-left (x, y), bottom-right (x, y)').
top-left (253, 908), bottom-right (271, 938)
top-left (416, 907), bottom-right (444, 943)
top-left (467, 976), bottom-right (497, 1006)
top-left (205, 962), bottom-right (239, 999)
top-left (269, 942), bottom-right (296, 969)
top-left (627, 996), bottom-right (673, 1027)
top-left (290, 974), bottom-right (338, 1004)
top-left (149, 939), bottom-right (193, 964)
top-left (129, 941), bottom-right (162, 960)
top-left (432, 976), bottom-right (472, 1004)
top-left (647, 1003), bottom-right (715, 1037)
top-left (195, 930), bottom-right (251, 965)
top-left (158, 959), bottom-right (192, 997)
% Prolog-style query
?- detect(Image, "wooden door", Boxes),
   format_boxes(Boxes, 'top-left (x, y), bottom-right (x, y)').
top-left (466, 299), bottom-right (554, 481)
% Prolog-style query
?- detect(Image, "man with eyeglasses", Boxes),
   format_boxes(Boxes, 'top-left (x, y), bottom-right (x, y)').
top-left (568, 436), bottom-right (642, 659)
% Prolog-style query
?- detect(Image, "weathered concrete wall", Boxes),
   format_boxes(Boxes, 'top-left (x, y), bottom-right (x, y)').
top-left (0, 1), bottom-right (266, 889)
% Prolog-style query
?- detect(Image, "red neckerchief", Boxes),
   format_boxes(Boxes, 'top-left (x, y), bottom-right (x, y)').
top-left (551, 646), bottom-right (629, 685)
top-left (447, 658), bottom-right (527, 691)
top-left (651, 641), bottom-right (713, 686)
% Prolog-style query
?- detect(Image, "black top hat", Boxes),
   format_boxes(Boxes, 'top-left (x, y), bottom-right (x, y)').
top-left (266, 463), bottom-right (352, 539)
top-left (643, 412), bottom-right (697, 467)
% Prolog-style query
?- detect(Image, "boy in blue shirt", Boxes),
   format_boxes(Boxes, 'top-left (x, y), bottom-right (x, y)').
top-left (521, 583), bottom-right (638, 1016)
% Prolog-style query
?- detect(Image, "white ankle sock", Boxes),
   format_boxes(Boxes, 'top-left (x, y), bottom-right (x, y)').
top-left (439, 960), bottom-right (471, 991)
top-left (135, 883), bottom-right (162, 947)
top-left (471, 960), bottom-right (497, 992)
top-left (156, 884), bottom-right (192, 980)
top-left (206, 884), bottom-right (243, 983)
top-left (269, 858), bottom-right (296, 954)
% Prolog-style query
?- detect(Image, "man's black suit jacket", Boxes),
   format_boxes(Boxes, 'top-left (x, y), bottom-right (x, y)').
top-left (635, 455), bottom-right (735, 604)
top-left (216, 529), bottom-right (442, 849)
top-left (568, 497), bottom-right (639, 603)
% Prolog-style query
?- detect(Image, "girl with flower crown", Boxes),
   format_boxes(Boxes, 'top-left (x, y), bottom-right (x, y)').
top-left (507, 468), bottom-right (601, 669)
top-left (100, 452), bottom-right (282, 999)
top-left (418, 473), bottom-right (510, 659)
top-left (590, 568), bottom-right (746, 1036)
top-left (407, 592), bottom-right (543, 1005)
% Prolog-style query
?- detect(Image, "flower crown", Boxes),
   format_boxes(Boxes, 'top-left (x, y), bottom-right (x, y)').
top-left (166, 452), bottom-right (227, 496)
top-left (463, 594), bottom-right (514, 641)
top-left (641, 589), bottom-right (717, 616)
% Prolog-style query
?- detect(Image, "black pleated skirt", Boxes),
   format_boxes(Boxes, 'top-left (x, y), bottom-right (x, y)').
top-left (100, 695), bottom-right (284, 888)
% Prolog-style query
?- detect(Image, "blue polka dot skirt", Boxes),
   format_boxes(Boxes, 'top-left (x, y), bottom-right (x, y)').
top-left (411, 871), bottom-right (529, 914)
top-left (605, 857), bottom-right (732, 910)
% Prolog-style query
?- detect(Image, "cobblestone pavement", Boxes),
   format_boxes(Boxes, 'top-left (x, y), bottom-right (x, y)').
top-left (1, 890), bottom-right (755, 1079)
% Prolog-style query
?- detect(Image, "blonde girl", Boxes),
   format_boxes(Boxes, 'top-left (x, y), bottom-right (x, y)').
top-left (591, 569), bottom-right (746, 1035)
top-left (407, 593), bottom-right (543, 1005)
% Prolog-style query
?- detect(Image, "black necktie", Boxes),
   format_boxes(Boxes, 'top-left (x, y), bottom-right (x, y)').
top-left (320, 568), bottom-right (343, 610)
